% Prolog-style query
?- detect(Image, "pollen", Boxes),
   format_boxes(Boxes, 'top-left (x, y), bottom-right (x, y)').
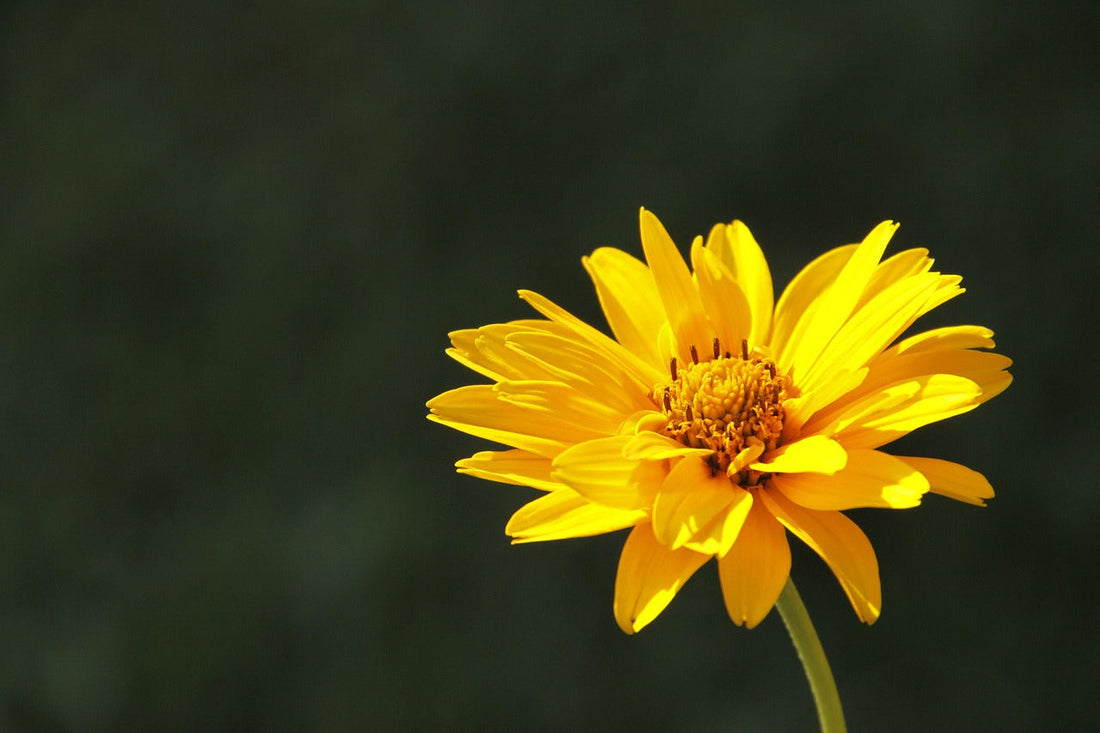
top-left (657, 341), bottom-right (791, 485)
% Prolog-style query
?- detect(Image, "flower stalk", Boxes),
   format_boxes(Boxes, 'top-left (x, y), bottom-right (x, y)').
top-left (775, 577), bottom-right (846, 733)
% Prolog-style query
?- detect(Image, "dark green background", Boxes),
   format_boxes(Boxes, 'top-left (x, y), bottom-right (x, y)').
top-left (1, 1), bottom-right (1096, 730)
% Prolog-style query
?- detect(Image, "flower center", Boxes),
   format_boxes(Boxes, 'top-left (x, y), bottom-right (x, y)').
top-left (657, 339), bottom-right (790, 484)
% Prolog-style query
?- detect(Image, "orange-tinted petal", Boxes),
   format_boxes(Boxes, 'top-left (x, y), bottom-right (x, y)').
top-left (760, 490), bottom-right (882, 623)
top-left (896, 455), bottom-right (995, 506)
top-left (506, 489), bottom-right (645, 543)
top-left (613, 522), bottom-right (710, 634)
top-left (769, 448), bottom-right (929, 510)
top-left (718, 500), bottom-right (791, 628)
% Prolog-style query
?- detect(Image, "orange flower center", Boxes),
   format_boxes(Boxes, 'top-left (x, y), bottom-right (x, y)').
top-left (657, 340), bottom-right (790, 483)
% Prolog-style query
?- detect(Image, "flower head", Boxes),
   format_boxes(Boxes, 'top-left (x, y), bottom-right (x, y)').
top-left (428, 209), bottom-right (1011, 633)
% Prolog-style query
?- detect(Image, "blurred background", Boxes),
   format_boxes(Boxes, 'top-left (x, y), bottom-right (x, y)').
top-left (1, 1), bottom-right (1096, 730)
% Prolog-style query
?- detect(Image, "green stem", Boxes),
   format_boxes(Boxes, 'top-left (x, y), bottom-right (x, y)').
top-left (775, 577), bottom-right (846, 733)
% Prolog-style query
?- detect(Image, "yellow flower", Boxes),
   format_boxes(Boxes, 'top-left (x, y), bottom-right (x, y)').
top-left (428, 209), bottom-right (1011, 634)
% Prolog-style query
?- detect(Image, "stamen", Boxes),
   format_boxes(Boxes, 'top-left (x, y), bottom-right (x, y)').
top-left (656, 352), bottom-right (790, 487)
top-left (670, 358), bottom-right (678, 380)
top-left (690, 344), bottom-right (699, 364)
top-left (724, 351), bottom-right (731, 359)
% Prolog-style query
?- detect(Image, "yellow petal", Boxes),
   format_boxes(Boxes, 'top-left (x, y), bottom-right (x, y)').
top-left (690, 237), bottom-right (752, 356)
top-left (493, 380), bottom-right (627, 435)
top-left (428, 385), bottom-right (597, 458)
top-left (769, 448), bottom-right (929, 510)
top-left (778, 221), bottom-right (898, 386)
top-left (834, 374), bottom-right (984, 449)
top-left (771, 244), bottom-right (857, 356)
top-left (652, 457), bottom-right (751, 553)
top-left (856, 247), bottom-right (933, 308)
top-left (760, 490), bottom-right (882, 624)
top-left (798, 272), bottom-right (941, 393)
top-left (714, 220), bottom-right (774, 347)
top-left (638, 209), bottom-right (712, 363)
top-left (504, 330), bottom-right (651, 415)
top-left (802, 374), bottom-right (984, 449)
top-left (622, 431), bottom-right (713, 461)
top-left (806, 347), bottom-right (1012, 435)
top-left (519, 289), bottom-right (666, 388)
top-left (582, 247), bottom-right (667, 370)
top-left (506, 489), bottom-right (645, 543)
top-left (552, 435), bottom-right (664, 510)
top-left (718, 500), bottom-right (791, 628)
top-left (446, 320), bottom-right (570, 382)
top-left (613, 522), bottom-right (710, 634)
top-left (890, 325), bottom-right (996, 355)
top-left (751, 435), bottom-right (847, 475)
top-left (456, 449), bottom-right (563, 491)
top-left (895, 456), bottom-right (995, 506)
